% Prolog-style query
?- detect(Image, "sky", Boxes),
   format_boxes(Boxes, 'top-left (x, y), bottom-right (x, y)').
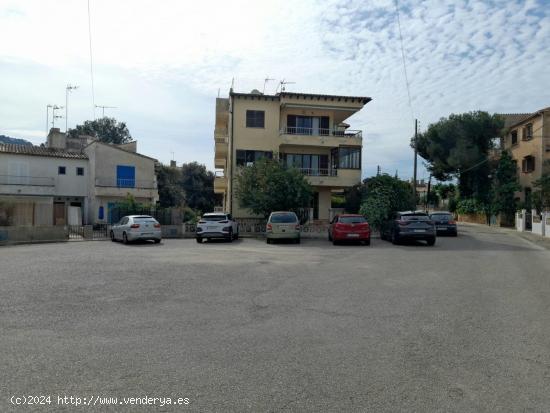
top-left (0, 0), bottom-right (549, 181)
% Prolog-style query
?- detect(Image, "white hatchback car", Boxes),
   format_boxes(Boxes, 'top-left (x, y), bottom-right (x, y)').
top-left (196, 212), bottom-right (239, 243)
top-left (110, 215), bottom-right (162, 244)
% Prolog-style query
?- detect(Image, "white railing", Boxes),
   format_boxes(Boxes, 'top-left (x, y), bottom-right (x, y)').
top-left (280, 127), bottom-right (362, 138)
top-left (0, 175), bottom-right (54, 186)
top-left (94, 177), bottom-right (156, 189)
top-left (296, 168), bottom-right (337, 177)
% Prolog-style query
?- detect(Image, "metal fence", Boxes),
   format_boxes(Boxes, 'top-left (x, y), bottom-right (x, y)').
top-left (109, 206), bottom-right (175, 225)
top-left (67, 224), bottom-right (110, 240)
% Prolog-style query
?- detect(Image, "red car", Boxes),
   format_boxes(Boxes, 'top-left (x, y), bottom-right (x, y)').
top-left (328, 214), bottom-right (371, 245)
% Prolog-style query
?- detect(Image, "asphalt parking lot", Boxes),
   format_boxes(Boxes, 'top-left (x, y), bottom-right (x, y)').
top-left (1, 225), bottom-right (550, 412)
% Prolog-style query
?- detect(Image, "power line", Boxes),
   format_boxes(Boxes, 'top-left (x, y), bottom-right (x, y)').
top-left (87, 0), bottom-right (96, 119)
top-left (394, 0), bottom-right (414, 121)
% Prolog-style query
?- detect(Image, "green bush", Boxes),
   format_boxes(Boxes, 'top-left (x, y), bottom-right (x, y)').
top-left (456, 198), bottom-right (487, 215)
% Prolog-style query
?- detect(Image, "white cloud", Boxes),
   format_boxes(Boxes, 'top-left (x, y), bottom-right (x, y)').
top-left (0, 0), bottom-right (549, 179)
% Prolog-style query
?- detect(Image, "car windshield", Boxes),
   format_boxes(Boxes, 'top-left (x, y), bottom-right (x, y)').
top-left (431, 213), bottom-right (452, 220)
top-left (270, 213), bottom-right (297, 223)
top-left (339, 216), bottom-right (366, 224)
top-left (401, 214), bottom-right (430, 221)
top-left (201, 215), bottom-right (227, 222)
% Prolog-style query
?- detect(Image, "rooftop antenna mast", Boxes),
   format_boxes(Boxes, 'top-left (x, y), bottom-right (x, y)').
top-left (95, 105), bottom-right (117, 117)
top-left (263, 77), bottom-right (275, 94)
top-left (51, 105), bottom-right (64, 128)
top-left (65, 84), bottom-right (79, 132)
top-left (276, 79), bottom-right (296, 93)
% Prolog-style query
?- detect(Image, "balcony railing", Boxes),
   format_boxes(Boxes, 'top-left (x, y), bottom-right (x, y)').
top-left (0, 175), bottom-right (54, 186)
top-left (296, 168), bottom-right (337, 177)
top-left (95, 177), bottom-right (156, 189)
top-left (280, 127), bottom-right (362, 138)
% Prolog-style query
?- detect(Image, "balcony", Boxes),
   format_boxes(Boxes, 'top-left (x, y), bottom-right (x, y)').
top-left (295, 168), bottom-right (360, 187)
top-left (215, 136), bottom-right (228, 158)
top-left (94, 177), bottom-right (157, 198)
top-left (280, 127), bottom-right (362, 147)
top-left (0, 175), bottom-right (56, 196)
top-left (214, 171), bottom-right (227, 194)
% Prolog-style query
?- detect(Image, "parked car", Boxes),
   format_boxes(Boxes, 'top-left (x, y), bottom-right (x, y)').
top-left (328, 214), bottom-right (371, 245)
top-left (380, 211), bottom-right (436, 246)
top-left (429, 211), bottom-right (458, 236)
top-left (110, 215), bottom-right (162, 244)
top-left (266, 211), bottom-right (301, 244)
top-left (196, 212), bottom-right (239, 243)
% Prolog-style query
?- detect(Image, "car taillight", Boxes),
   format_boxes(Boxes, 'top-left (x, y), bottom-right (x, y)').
top-left (397, 220), bottom-right (408, 226)
top-left (266, 224), bottom-right (272, 231)
top-left (449, 220), bottom-right (456, 225)
top-left (130, 224), bottom-right (140, 228)
top-left (295, 224), bottom-right (301, 230)
top-left (154, 223), bottom-right (161, 228)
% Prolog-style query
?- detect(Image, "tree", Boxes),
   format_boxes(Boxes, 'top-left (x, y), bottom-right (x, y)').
top-left (180, 162), bottom-right (216, 213)
top-left (491, 151), bottom-right (520, 222)
top-left (343, 183), bottom-right (367, 213)
top-left (358, 174), bottom-right (415, 230)
top-left (156, 164), bottom-right (185, 208)
top-left (68, 117), bottom-right (132, 144)
top-left (414, 111), bottom-right (504, 203)
top-left (532, 160), bottom-right (550, 212)
top-left (235, 157), bottom-right (313, 218)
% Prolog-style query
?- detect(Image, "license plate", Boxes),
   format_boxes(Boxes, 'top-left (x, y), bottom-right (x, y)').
top-left (207, 226), bottom-right (216, 230)
top-left (347, 233), bottom-right (359, 237)
top-left (413, 229), bottom-right (426, 233)
top-left (437, 226), bottom-right (446, 230)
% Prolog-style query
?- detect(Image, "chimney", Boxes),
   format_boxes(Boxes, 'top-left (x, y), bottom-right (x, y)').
top-left (170, 160), bottom-right (177, 168)
top-left (46, 128), bottom-right (67, 149)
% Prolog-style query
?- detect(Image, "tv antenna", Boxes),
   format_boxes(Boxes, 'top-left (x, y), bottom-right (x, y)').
top-left (65, 84), bottom-right (79, 132)
top-left (276, 79), bottom-right (295, 93)
top-left (263, 77), bottom-right (275, 94)
top-left (95, 105), bottom-right (117, 117)
top-left (51, 105), bottom-right (64, 128)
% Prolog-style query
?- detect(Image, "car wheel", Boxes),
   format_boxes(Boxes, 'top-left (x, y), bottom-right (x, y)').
top-left (154, 239), bottom-right (161, 244)
top-left (123, 232), bottom-right (128, 244)
top-left (266, 238), bottom-right (271, 244)
top-left (332, 239), bottom-right (338, 245)
top-left (452, 232), bottom-right (458, 237)
top-left (328, 232), bottom-right (332, 241)
top-left (391, 231), bottom-right (399, 245)
top-left (234, 231), bottom-right (239, 240)
top-left (364, 238), bottom-right (371, 246)
top-left (196, 237), bottom-right (203, 243)
top-left (295, 238), bottom-right (301, 244)
top-left (227, 229), bottom-right (233, 242)
top-left (427, 238), bottom-right (436, 246)
top-left (110, 231), bottom-right (116, 242)
top-left (380, 231), bottom-right (386, 241)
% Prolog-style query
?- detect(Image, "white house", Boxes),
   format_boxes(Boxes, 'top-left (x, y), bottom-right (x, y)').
top-left (0, 129), bottom-right (158, 226)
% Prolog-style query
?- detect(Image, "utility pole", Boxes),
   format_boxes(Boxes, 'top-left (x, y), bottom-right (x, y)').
top-left (413, 119), bottom-right (418, 206)
top-left (425, 174), bottom-right (432, 212)
top-left (65, 84), bottom-right (79, 132)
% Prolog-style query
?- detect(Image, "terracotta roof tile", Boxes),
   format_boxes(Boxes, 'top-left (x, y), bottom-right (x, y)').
top-left (0, 143), bottom-right (88, 159)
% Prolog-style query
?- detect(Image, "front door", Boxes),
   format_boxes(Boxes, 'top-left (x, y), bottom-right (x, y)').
top-left (312, 192), bottom-right (319, 220)
top-left (53, 202), bottom-right (65, 226)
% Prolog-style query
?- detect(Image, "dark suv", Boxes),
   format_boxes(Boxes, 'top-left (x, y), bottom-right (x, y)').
top-left (380, 211), bottom-right (436, 246)
top-left (429, 211), bottom-right (457, 236)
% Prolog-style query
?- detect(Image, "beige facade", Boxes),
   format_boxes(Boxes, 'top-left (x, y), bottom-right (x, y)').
top-left (502, 107), bottom-right (550, 201)
top-left (214, 90), bottom-right (371, 221)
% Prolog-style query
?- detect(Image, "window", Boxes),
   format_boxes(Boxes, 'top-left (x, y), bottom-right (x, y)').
top-left (522, 123), bottom-right (533, 140)
top-left (236, 150), bottom-right (272, 166)
top-left (287, 115), bottom-right (329, 135)
top-left (521, 155), bottom-right (535, 173)
top-left (246, 110), bottom-right (265, 128)
top-left (116, 165), bottom-right (135, 188)
top-left (76, 167), bottom-right (84, 176)
top-left (58, 166), bottom-right (66, 175)
top-left (511, 130), bottom-right (518, 146)
top-left (338, 147), bottom-right (361, 169)
top-left (283, 153), bottom-right (329, 175)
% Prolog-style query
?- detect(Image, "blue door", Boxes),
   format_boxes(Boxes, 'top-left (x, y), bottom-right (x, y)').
top-left (116, 165), bottom-right (135, 188)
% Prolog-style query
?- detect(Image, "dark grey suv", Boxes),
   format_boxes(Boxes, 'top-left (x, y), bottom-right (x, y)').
top-left (380, 211), bottom-right (436, 246)
top-left (429, 211), bottom-right (457, 236)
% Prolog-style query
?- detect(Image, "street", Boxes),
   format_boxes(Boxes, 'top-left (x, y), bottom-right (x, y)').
top-left (1, 225), bottom-right (550, 412)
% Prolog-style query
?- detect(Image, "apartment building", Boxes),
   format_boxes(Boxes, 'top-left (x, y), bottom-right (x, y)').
top-left (501, 107), bottom-right (550, 201)
top-left (214, 89), bottom-right (371, 221)
top-left (0, 129), bottom-right (158, 226)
